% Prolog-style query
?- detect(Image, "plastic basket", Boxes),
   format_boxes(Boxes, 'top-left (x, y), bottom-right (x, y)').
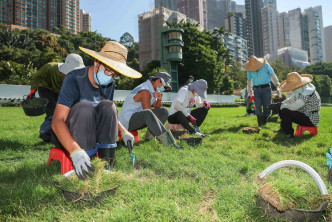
top-left (21, 97), bottom-right (48, 116)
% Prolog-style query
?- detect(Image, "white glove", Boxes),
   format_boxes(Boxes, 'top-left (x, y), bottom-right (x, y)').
top-left (121, 130), bottom-right (135, 147)
top-left (70, 149), bottom-right (94, 180)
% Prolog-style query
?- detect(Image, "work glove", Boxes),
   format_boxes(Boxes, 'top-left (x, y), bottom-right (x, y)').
top-left (121, 130), bottom-right (135, 147)
top-left (70, 149), bottom-right (95, 180)
top-left (203, 101), bottom-right (211, 110)
top-left (187, 115), bottom-right (197, 125)
top-left (28, 89), bottom-right (37, 99)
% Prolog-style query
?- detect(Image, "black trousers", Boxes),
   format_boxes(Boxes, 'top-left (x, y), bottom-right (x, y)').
top-left (52, 100), bottom-right (118, 151)
top-left (168, 107), bottom-right (208, 134)
top-left (279, 108), bottom-right (314, 135)
top-left (38, 87), bottom-right (58, 118)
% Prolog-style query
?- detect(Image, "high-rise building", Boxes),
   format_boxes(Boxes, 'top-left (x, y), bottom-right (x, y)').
top-left (304, 6), bottom-right (325, 63)
top-left (288, 8), bottom-right (303, 50)
top-left (154, 0), bottom-right (177, 11)
top-left (138, 7), bottom-right (197, 71)
top-left (262, 0), bottom-right (276, 9)
top-left (324, 26), bottom-right (332, 62)
top-left (0, 0), bottom-right (81, 34)
top-left (261, 4), bottom-right (279, 57)
top-left (177, 0), bottom-right (207, 30)
top-left (207, 0), bottom-right (225, 30)
top-left (224, 12), bottom-right (245, 38)
top-left (235, 4), bottom-right (245, 19)
top-left (60, 0), bottom-right (80, 34)
top-left (223, 32), bottom-right (248, 64)
top-left (80, 9), bottom-right (91, 32)
top-left (278, 12), bottom-right (290, 48)
top-left (0, 0), bottom-right (58, 32)
top-left (245, 0), bottom-right (263, 57)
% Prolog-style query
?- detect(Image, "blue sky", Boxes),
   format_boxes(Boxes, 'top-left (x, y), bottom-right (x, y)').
top-left (80, 0), bottom-right (332, 42)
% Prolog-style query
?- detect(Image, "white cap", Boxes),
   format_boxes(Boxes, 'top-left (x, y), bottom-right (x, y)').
top-left (58, 53), bottom-right (85, 75)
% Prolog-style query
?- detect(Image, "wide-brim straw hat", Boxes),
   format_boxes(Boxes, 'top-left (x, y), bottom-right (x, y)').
top-left (79, 41), bottom-right (142, 79)
top-left (279, 72), bottom-right (313, 92)
top-left (243, 55), bottom-right (267, 72)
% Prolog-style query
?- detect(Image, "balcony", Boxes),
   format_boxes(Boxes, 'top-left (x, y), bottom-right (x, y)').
top-left (166, 52), bottom-right (182, 62)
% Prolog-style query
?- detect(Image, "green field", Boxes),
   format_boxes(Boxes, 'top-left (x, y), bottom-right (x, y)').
top-left (0, 106), bottom-right (332, 221)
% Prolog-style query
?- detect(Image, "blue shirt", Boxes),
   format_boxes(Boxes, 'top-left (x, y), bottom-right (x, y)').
top-left (57, 67), bottom-right (115, 108)
top-left (247, 63), bottom-right (274, 86)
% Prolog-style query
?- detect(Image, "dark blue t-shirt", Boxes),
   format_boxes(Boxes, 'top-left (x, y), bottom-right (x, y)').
top-left (57, 67), bottom-right (115, 108)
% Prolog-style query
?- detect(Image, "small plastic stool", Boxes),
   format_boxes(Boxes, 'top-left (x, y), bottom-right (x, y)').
top-left (119, 130), bottom-right (140, 142)
top-left (295, 125), bottom-right (318, 136)
top-left (165, 123), bottom-right (186, 131)
top-left (47, 147), bottom-right (73, 175)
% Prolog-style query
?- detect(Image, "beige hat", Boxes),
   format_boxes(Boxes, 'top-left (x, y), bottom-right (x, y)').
top-left (279, 72), bottom-right (313, 92)
top-left (79, 41), bottom-right (142, 79)
top-left (243, 55), bottom-right (267, 72)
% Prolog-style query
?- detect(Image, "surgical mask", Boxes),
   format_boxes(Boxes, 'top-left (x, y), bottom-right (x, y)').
top-left (157, 85), bottom-right (165, 92)
top-left (94, 68), bottom-right (114, 86)
top-left (189, 79), bottom-right (193, 83)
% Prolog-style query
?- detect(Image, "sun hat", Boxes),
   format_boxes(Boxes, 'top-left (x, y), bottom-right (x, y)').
top-left (154, 72), bottom-right (172, 88)
top-left (188, 79), bottom-right (208, 99)
top-left (58, 53), bottom-right (85, 75)
top-left (279, 72), bottom-right (313, 92)
top-left (79, 41), bottom-right (142, 79)
top-left (243, 55), bottom-right (267, 72)
top-left (189, 75), bottom-right (194, 79)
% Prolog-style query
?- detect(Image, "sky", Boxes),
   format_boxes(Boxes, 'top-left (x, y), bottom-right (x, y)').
top-left (80, 0), bottom-right (332, 42)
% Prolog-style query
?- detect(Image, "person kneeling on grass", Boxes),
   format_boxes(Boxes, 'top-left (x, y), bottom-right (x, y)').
top-left (168, 79), bottom-right (210, 138)
top-left (52, 41), bottom-right (140, 180)
top-left (119, 72), bottom-right (183, 149)
top-left (277, 72), bottom-right (321, 138)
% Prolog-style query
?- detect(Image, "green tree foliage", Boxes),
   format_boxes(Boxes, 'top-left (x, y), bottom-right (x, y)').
top-left (167, 22), bottom-right (232, 94)
top-left (120, 32), bottom-right (134, 47)
top-left (225, 61), bottom-right (246, 90)
top-left (303, 62), bottom-right (332, 79)
top-left (220, 75), bottom-right (234, 95)
top-left (312, 75), bottom-right (331, 97)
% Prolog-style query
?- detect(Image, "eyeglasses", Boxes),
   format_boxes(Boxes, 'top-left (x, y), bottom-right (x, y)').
top-left (98, 62), bottom-right (120, 79)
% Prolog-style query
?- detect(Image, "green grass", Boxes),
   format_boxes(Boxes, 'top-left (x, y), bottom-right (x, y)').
top-left (0, 106), bottom-right (332, 221)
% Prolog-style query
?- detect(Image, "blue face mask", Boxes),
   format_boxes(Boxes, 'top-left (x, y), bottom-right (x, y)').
top-left (94, 68), bottom-right (113, 86)
top-left (189, 79), bottom-right (193, 83)
top-left (157, 85), bottom-right (165, 92)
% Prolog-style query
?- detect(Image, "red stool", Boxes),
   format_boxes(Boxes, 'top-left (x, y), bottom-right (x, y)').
top-left (118, 130), bottom-right (140, 142)
top-left (295, 125), bottom-right (318, 136)
top-left (47, 147), bottom-right (73, 175)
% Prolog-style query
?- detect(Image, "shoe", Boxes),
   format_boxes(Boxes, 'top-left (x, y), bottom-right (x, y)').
top-left (195, 131), bottom-right (205, 138)
top-left (285, 134), bottom-right (294, 138)
top-left (145, 129), bottom-right (155, 140)
top-left (157, 130), bottom-right (184, 149)
top-left (195, 126), bottom-right (202, 133)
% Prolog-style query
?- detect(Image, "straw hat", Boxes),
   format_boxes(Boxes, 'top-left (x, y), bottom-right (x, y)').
top-left (243, 56), bottom-right (267, 72)
top-left (279, 72), bottom-right (313, 92)
top-left (79, 41), bottom-right (142, 78)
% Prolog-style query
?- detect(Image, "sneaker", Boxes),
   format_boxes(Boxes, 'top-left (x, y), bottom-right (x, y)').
top-left (195, 126), bottom-right (202, 133)
top-left (195, 131), bottom-right (205, 138)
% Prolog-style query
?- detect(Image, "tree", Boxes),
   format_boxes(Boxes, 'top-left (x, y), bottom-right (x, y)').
top-left (303, 62), bottom-right (332, 79)
top-left (220, 75), bottom-right (234, 95)
top-left (120, 32), bottom-right (134, 47)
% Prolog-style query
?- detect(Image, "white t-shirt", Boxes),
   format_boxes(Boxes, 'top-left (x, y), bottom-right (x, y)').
top-left (169, 86), bottom-right (204, 116)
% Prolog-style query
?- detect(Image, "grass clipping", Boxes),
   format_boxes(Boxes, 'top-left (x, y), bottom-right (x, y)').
top-left (258, 170), bottom-right (325, 211)
top-left (57, 158), bottom-right (124, 197)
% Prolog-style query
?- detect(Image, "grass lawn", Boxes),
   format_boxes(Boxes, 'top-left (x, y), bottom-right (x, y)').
top-left (0, 106), bottom-right (332, 221)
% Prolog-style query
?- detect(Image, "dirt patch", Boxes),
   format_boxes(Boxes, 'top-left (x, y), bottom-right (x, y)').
top-left (199, 190), bottom-right (218, 221)
top-left (258, 183), bottom-right (294, 211)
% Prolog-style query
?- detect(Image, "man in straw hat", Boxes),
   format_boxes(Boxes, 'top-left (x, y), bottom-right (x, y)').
top-left (52, 41), bottom-right (142, 180)
top-left (244, 55), bottom-right (281, 126)
top-left (27, 53), bottom-right (85, 143)
top-left (277, 72), bottom-right (321, 138)
top-left (119, 72), bottom-right (183, 149)
top-left (168, 79), bottom-right (210, 138)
